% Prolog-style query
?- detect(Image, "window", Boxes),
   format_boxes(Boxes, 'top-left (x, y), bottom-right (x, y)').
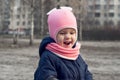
top-left (118, 13), bottom-right (120, 17)
top-left (95, 0), bottom-right (100, 4)
top-left (22, 14), bottom-right (25, 18)
top-left (104, 5), bottom-right (114, 10)
top-left (4, 14), bottom-right (10, 19)
top-left (95, 4), bottom-right (101, 10)
top-left (95, 12), bottom-right (100, 17)
top-left (117, 21), bottom-right (120, 26)
top-left (22, 21), bottom-right (25, 25)
top-left (104, 20), bottom-right (114, 26)
top-left (104, 13), bottom-right (108, 17)
top-left (16, 15), bottom-right (20, 19)
top-left (118, 5), bottom-right (120, 10)
top-left (96, 0), bottom-right (100, 2)
top-left (89, 5), bottom-right (94, 10)
top-left (28, 14), bottom-right (31, 18)
top-left (109, 13), bottom-right (114, 17)
top-left (104, 21), bottom-right (108, 26)
top-left (95, 20), bottom-right (100, 25)
top-left (104, 0), bottom-right (112, 2)
top-left (17, 7), bottom-right (21, 12)
top-left (109, 20), bottom-right (114, 26)
top-left (17, 22), bottom-right (20, 25)
top-left (88, 12), bottom-right (94, 17)
top-left (66, 0), bottom-right (69, 1)
top-left (104, 5), bottom-right (108, 10)
top-left (87, 0), bottom-right (93, 2)
top-left (109, 5), bottom-right (114, 10)
top-left (28, 21), bottom-right (31, 25)
top-left (87, 0), bottom-right (93, 4)
top-left (23, 7), bottom-right (26, 11)
top-left (104, 0), bottom-right (109, 2)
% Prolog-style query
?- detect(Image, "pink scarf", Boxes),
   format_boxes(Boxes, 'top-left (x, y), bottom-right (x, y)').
top-left (46, 42), bottom-right (81, 60)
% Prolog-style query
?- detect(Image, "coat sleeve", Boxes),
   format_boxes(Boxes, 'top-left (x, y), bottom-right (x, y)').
top-left (85, 64), bottom-right (93, 80)
top-left (78, 55), bottom-right (93, 80)
top-left (34, 51), bottom-right (58, 80)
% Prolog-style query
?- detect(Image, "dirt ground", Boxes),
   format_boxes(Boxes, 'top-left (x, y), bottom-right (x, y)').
top-left (0, 38), bottom-right (120, 80)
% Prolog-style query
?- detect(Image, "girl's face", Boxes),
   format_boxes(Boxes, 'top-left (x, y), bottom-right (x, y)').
top-left (56, 28), bottom-right (77, 48)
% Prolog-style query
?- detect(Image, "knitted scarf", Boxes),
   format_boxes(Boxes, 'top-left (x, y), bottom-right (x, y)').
top-left (46, 42), bottom-right (81, 60)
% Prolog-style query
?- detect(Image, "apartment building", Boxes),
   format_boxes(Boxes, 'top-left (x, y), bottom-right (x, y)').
top-left (9, 0), bottom-right (31, 30)
top-left (87, 0), bottom-right (120, 27)
top-left (0, 1), bottom-right (3, 31)
top-left (2, 0), bottom-right (120, 35)
top-left (0, 0), bottom-right (10, 31)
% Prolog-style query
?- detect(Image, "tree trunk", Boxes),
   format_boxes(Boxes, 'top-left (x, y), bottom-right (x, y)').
top-left (29, 14), bottom-right (34, 45)
top-left (40, 0), bottom-right (44, 38)
top-left (79, 20), bottom-right (82, 41)
top-left (13, 33), bottom-right (17, 44)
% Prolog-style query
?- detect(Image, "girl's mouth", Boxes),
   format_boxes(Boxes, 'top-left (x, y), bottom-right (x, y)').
top-left (64, 42), bottom-right (72, 45)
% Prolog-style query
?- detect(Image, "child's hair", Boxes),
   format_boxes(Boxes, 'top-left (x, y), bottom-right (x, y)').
top-left (47, 6), bottom-right (77, 42)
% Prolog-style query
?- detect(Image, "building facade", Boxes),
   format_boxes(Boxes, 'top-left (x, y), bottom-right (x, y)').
top-left (87, 0), bottom-right (120, 27)
top-left (9, 0), bottom-right (31, 30)
top-left (0, 0), bottom-right (10, 31)
top-left (1, 0), bottom-right (120, 35)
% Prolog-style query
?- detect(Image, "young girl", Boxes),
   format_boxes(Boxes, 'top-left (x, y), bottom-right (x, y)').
top-left (34, 7), bottom-right (93, 80)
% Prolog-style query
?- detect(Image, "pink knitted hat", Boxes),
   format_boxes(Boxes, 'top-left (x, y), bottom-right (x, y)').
top-left (47, 7), bottom-right (77, 42)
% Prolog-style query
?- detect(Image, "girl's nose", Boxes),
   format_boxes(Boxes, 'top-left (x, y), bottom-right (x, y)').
top-left (65, 33), bottom-right (70, 40)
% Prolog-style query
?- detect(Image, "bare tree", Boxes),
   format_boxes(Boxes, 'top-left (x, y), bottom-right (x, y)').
top-left (75, 0), bottom-right (87, 41)
top-left (9, 0), bottom-right (19, 44)
top-left (8, 0), bottom-right (25, 44)
top-left (104, 0), bottom-right (110, 28)
top-left (22, 0), bottom-right (41, 45)
top-left (0, 0), bottom-right (3, 31)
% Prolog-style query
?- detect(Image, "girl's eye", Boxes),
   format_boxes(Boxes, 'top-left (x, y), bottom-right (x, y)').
top-left (70, 32), bottom-right (74, 34)
top-left (59, 32), bottom-right (65, 35)
top-left (70, 32), bottom-right (75, 35)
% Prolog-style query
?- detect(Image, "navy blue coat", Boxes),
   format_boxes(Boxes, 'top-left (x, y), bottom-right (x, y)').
top-left (34, 37), bottom-right (92, 80)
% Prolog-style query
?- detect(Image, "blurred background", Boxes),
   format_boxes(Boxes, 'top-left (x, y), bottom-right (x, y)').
top-left (0, 0), bottom-right (120, 80)
top-left (0, 0), bottom-right (120, 44)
